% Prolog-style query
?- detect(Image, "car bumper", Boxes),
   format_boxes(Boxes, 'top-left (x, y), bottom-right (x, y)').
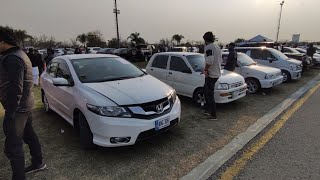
top-left (87, 97), bottom-right (181, 147)
top-left (290, 70), bottom-right (302, 80)
top-left (260, 76), bottom-right (284, 89)
top-left (215, 84), bottom-right (247, 104)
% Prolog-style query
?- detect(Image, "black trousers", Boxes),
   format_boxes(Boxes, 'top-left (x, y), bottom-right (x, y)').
top-left (204, 77), bottom-right (218, 117)
top-left (3, 111), bottom-right (43, 180)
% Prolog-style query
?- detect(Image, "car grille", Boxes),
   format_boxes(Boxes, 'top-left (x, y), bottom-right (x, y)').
top-left (125, 96), bottom-right (174, 120)
top-left (229, 81), bottom-right (243, 89)
top-left (136, 118), bottom-right (179, 141)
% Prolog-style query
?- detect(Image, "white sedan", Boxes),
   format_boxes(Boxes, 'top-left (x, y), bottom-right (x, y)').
top-left (222, 52), bottom-right (284, 94)
top-left (40, 54), bottom-right (181, 148)
top-left (146, 52), bottom-right (247, 105)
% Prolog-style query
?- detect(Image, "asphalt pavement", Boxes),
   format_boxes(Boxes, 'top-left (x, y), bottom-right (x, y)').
top-left (235, 86), bottom-right (320, 180)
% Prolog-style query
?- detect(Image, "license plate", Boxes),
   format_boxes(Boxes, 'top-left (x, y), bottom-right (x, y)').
top-left (155, 117), bottom-right (170, 131)
top-left (232, 90), bottom-right (239, 98)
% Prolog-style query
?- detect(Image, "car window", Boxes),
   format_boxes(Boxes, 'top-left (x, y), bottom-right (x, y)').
top-left (186, 55), bottom-right (205, 72)
top-left (71, 57), bottom-right (145, 83)
top-left (47, 61), bottom-right (59, 77)
top-left (151, 55), bottom-right (169, 69)
top-left (56, 59), bottom-right (72, 82)
top-left (170, 56), bottom-right (190, 73)
top-left (283, 48), bottom-right (291, 53)
top-left (251, 49), bottom-right (275, 60)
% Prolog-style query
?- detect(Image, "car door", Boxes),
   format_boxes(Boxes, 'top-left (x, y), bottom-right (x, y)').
top-left (167, 56), bottom-right (194, 96)
top-left (53, 59), bottom-right (75, 122)
top-left (148, 55), bottom-right (170, 84)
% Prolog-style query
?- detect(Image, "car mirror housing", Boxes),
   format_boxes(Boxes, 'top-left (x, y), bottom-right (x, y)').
top-left (53, 78), bottom-right (72, 87)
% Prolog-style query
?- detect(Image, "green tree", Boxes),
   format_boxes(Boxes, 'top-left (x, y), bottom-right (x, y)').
top-left (14, 29), bottom-right (33, 47)
top-left (86, 31), bottom-right (106, 47)
top-left (76, 33), bottom-right (88, 47)
top-left (127, 32), bottom-right (145, 45)
top-left (234, 38), bottom-right (246, 43)
top-left (172, 34), bottom-right (184, 46)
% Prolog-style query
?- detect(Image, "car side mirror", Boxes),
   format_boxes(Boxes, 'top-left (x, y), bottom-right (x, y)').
top-left (53, 78), bottom-right (71, 87)
top-left (141, 69), bottom-right (147, 73)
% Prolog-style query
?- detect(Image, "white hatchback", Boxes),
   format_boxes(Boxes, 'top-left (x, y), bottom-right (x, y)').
top-left (146, 52), bottom-right (247, 104)
top-left (40, 54), bottom-right (181, 148)
top-left (222, 52), bottom-right (284, 94)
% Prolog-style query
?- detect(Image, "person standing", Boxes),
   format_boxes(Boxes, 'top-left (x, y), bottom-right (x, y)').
top-left (44, 48), bottom-right (54, 65)
top-left (0, 29), bottom-right (46, 180)
top-left (27, 48), bottom-right (40, 86)
top-left (224, 43), bottom-right (237, 72)
top-left (307, 43), bottom-right (316, 63)
top-left (202, 32), bottom-right (222, 121)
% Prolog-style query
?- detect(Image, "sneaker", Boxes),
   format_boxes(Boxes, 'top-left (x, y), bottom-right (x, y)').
top-left (202, 110), bottom-right (211, 116)
top-left (207, 116), bottom-right (218, 121)
top-left (25, 163), bottom-right (47, 174)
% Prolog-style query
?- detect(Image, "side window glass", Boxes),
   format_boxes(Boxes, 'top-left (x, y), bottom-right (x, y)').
top-left (56, 60), bottom-right (72, 82)
top-left (261, 51), bottom-right (274, 60)
top-left (250, 50), bottom-right (261, 59)
top-left (151, 55), bottom-right (169, 69)
top-left (170, 56), bottom-right (191, 73)
top-left (48, 62), bottom-right (58, 77)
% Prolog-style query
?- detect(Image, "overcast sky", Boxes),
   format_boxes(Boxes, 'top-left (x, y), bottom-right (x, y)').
top-left (0, 0), bottom-right (319, 44)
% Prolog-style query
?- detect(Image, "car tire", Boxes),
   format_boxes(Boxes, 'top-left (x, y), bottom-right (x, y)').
top-left (245, 78), bottom-right (260, 94)
top-left (42, 91), bottom-right (52, 113)
top-left (281, 70), bottom-right (291, 83)
top-left (78, 113), bottom-right (96, 149)
top-left (193, 88), bottom-right (205, 106)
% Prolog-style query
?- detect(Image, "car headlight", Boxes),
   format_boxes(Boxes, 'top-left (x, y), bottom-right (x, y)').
top-left (87, 104), bottom-right (132, 117)
top-left (169, 90), bottom-right (177, 104)
top-left (217, 83), bottom-right (229, 90)
top-left (290, 63), bottom-right (297, 71)
top-left (265, 74), bottom-right (274, 79)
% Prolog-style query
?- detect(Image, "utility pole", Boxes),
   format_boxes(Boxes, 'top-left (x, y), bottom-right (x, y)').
top-left (113, 0), bottom-right (120, 48)
top-left (276, 1), bottom-right (285, 42)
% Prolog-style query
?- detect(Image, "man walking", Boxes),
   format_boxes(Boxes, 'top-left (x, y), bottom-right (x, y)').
top-left (224, 43), bottom-right (237, 72)
top-left (307, 43), bottom-right (316, 64)
top-left (202, 32), bottom-right (222, 121)
top-left (0, 29), bottom-right (46, 180)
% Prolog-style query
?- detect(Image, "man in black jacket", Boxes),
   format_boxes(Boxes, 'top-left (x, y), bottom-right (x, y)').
top-left (0, 29), bottom-right (46, 180)
top-left (224, 43), bottom-right (237, 72)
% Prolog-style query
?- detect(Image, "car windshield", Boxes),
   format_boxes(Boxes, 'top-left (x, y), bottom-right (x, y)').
top-left (71, 57), bottom-right (145, 83)
top-left (186, 55), bottom-right (205, 72)
top-left (238, 53), bottom-right (256, 66)
top-left (296, 48), bottom-right (306, 53)
top-left (286, 48), bottom-right (300, 54)
top-left (269, 48), bottom-right (290, 60)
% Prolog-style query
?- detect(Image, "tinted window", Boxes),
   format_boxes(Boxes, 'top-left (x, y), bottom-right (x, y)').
top-left (56, 60), bottom-right (72, 82)
top-left (71, 57), bottom-right (145, 83)
top-left (170, 56), bottom-right (190, 73)
top-left (152, 55), bottom-right (169, 69)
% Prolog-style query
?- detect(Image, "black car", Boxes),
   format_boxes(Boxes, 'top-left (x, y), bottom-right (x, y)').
top-left (282, 47), bottom-right (313, 71)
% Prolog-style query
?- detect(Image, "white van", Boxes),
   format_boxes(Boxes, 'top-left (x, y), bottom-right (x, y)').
top-left (222, 52), bottom-right (283, 94)
top-left (236, 47), bottom-right (302, 82)
top-left (146, 52), bottom-right (247, 104)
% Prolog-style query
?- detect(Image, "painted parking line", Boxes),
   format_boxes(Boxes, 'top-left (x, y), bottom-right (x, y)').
top-left (219, 83), bottom-right (320, 180)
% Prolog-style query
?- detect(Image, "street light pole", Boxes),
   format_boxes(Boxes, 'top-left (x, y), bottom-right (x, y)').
top-left (276, 1), bottom-right (285, 42)
top-left (113, 0), bottom-right (120, 48)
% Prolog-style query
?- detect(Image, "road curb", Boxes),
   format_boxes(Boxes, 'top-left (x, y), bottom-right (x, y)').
top-left (181, 74), bottom-right (320, 180)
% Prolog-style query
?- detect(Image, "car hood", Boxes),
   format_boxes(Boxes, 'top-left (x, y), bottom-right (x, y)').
top-left (218, 70), bottom-right (245, 84)
top-left (83, 75), bottom-right (173, 106)
top-left (247, 65), bottom-right (281, 74)
top-left (287, 58), bottom-right (302, 65)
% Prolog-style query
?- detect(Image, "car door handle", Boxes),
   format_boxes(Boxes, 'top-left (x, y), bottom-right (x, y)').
top-left (169, 72), bottom-right (173, 75)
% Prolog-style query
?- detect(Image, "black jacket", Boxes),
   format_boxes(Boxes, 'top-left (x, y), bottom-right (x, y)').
top-left (224, 50), bottom-right (237, 71)
top-left (0, 47), bottom-right (34, 115)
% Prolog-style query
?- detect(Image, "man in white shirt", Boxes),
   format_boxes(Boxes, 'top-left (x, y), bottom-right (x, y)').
top-left (203, 32), bottom-right (222, 121)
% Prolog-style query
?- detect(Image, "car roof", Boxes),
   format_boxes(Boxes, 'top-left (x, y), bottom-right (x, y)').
top-left (222, 52), bottom-right (245, 55)
top-left (64, 54), bottom-right (119, 60)
top-left (236, 47), bottom-right (270, 50)
top-left (155, 52), bottom-right (201, 56)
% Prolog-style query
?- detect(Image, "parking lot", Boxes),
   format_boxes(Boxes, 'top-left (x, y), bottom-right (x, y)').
top-left (0, 57), bottom-right (318, 179)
